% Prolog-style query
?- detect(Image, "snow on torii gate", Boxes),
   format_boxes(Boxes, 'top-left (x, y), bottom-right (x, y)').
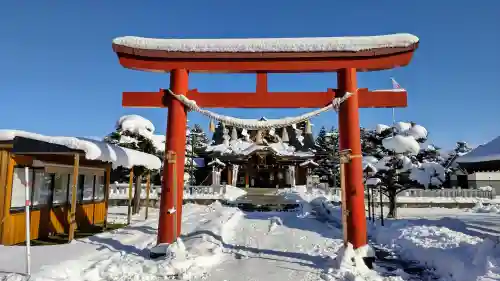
top-left (111, 33), bottom-right (419, 251)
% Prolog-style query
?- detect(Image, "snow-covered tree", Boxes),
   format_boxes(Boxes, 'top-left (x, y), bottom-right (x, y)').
top-left (211, 121), bottom-right (225, 145)
top-left (191, 124), bottom-right (210, 150)
top-left (442, 141), bottom-right (473, 171)
top-left (314, 126), bottom-right (340, 186)
top-left (364, 122), bottom-right (446, 218)
top-left (104, 115), bottom-right (163, 214)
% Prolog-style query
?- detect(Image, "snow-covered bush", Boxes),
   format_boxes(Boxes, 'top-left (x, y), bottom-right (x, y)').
top-left (363, 121), bottom-right (446, 217)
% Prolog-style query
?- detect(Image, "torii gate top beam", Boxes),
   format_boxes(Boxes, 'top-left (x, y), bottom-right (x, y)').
top-left (112, 33), bottom-right (419, 73)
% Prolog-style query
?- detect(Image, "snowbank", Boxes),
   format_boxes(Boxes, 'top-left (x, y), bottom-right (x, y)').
top-left (471, 202), bottom-right (500, 213)
top-left (149, 202), bottom-right (244, 279)
top-left (223, 185), bottom-right (247, 201)
top-left (327, 243), bottom-right (380, 281)
top-left (0, 130), bottom-right (162, 169)
top-left (21, 202), bottom-right (243, 281)
top-left (372, 220), bottom-right (500, 281)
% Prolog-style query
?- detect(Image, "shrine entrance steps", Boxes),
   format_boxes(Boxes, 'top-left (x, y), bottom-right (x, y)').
top-left (183, 187), bottom-right (299, 212)
top-left (228, 187), bottom-right (299, 212)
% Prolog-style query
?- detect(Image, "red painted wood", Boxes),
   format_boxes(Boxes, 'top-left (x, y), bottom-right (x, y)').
top-left (122, 88), bottom-right (407, 109)
top-left (337, 68), bottom-right (367, 249)
top-left (115, 51), bottom-right (416, 73)
top-left (157, 69), bottom-right (188, 245)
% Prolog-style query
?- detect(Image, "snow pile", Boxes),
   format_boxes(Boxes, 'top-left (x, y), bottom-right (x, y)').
top-left (223, 185), bottom-right (247, 201)
top-left (279, 185), bottom-right (340, 204)
top-left (149, 203), bottom-right (243, 279)
top-left (117, 115), bottom-right (166, 152)
top-left (479, 185), bottom-right (494, 192)
top-left (113, 33), bottom-right (419, 53)
top-left (0, 130), bottom-right (161, 169)
top-left (471, 202), bottom-right (500, 213)
top-left (326, 243), bottom-right (382, 281)
top-left (372, 221), bottom-right (500, 281)
top-left (26, 202), bottom-right (243, 281)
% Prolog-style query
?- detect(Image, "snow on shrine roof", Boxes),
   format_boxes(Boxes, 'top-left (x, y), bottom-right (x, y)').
top-left (457, 136), bottom-right (500, 164)
top-left (0, 130), bottom-right (162, 170)
top-left (208, 158), bottom-right (226, 167)
top-left (112, 33), bottom-right (419, 58)
top-left (299, 159), bottom-right (319, 167)
top-left (206, 139), bottom-right (313, 158)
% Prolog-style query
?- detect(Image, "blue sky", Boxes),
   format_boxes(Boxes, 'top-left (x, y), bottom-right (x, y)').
top-left (0, 1), bottom-right (499, 149)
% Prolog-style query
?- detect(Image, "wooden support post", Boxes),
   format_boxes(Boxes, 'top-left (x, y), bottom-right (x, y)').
top-left (68, 154), bottom-right (79, 242)
top-left (103, 164), bottom-right (111, 228)
top-left (157, 69), bottom-right (188, 245)
top-left (227, 166), bottom-right (232, 185)
top-left (367, 183), bottom-right (372, 221)
top-left (145, 172), bottom-right (151, 220)
top-left (169, 152), bottom-right (178, 241)
top-left (337, 68), bottom-right (367, 249)
top-left (371, 186), bottom-right (376, 223)
top-left (127, 169), bottom-right (134, 225)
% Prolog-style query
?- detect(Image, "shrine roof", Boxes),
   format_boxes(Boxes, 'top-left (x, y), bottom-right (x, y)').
top-left (112, 33), bottom-right (419, 73)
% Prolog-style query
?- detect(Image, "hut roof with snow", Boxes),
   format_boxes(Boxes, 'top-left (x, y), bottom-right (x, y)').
top-left (0, 130), bottom-right (162, 170)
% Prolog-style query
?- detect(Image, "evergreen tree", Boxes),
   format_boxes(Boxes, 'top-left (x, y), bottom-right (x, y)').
top-left (315, 126), bottom-right (329, 153)
top-left (362, 125), bottom-right (413, 217)
top-left (185, 126), bottom-right (197, 185)
top-left (211, 121), bottom-right (225, 145)
top-left (314, 126), bottom-right (340, 186)
top-left (191, 124), bottom-right (210, 151)
top-left (442, 141), bottom-right (473, 176)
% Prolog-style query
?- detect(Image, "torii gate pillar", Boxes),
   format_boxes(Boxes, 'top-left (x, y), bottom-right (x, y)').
top-left (157, 69), bottom-right (188, 245)
top-left (337, 68), bottom-right (367, 248)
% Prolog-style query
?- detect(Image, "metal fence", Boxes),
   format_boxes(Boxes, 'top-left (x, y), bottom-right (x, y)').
top-left (109, 183), bottom-right (160, 199)
top-left (109, 183), bottom-right (495, 200)
top-left (109, 184), bottom-right (227, 199)
top-left (320, 185), bottom-right (495, 200)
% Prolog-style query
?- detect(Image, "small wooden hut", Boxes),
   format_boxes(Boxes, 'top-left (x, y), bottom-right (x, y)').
top-left (0, 130), bottom-right (161, 245)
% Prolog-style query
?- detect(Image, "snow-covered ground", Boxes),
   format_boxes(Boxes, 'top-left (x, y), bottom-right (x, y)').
top-left (284, 185), bottom-right (500, 281)
top-left (1, 203), bottom-right (404, 281)
top-left (3, 187), bottom-right (500, 281)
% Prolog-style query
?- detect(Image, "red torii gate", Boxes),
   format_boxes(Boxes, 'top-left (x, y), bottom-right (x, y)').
top-left (112, 34), bottom-right (419, 253)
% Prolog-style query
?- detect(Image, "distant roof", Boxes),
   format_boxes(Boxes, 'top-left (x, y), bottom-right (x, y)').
top-left (456, 136), bottom-right (500, 164)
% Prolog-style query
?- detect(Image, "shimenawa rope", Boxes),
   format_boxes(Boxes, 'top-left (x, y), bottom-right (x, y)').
top-left (167, 89), bottom-right (353, 130)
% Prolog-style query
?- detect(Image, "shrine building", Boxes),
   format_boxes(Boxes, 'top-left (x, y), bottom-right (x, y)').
top-left (197, 119), bottom-right (320, 188)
